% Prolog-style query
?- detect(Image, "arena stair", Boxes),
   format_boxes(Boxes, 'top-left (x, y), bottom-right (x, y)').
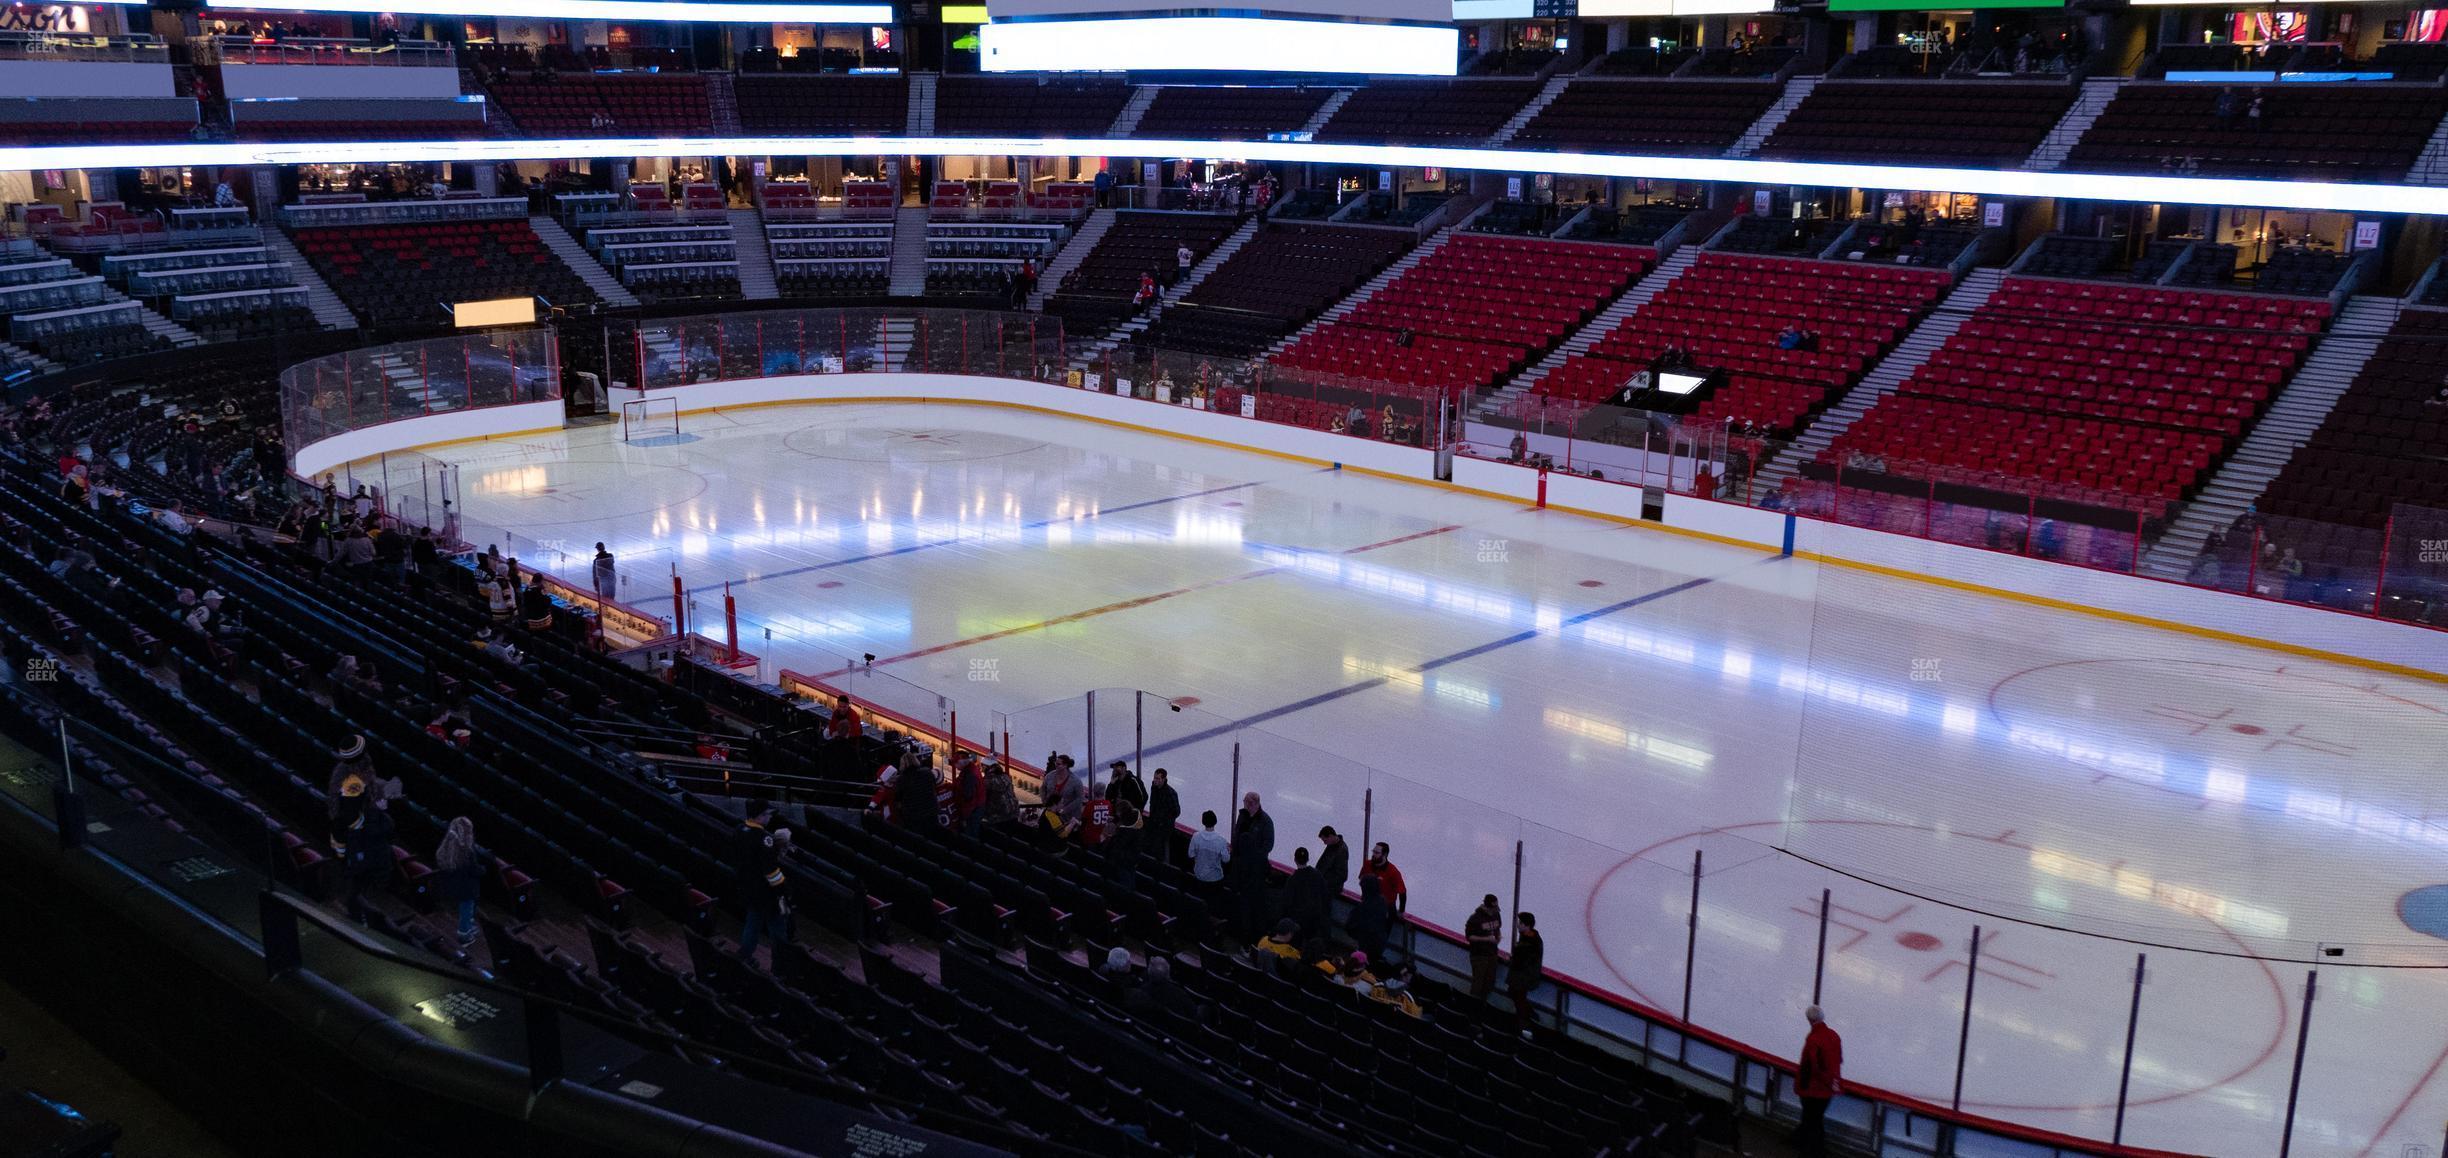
top-left (726, 208), bottom-right (780, 301)
top-left (1481, 244), bottom-right (1700, 418)
top-left (1106, 85), bottom-right (1159, 137)
top-left (704, 72), bottom-right (742, 137)
top-left (112, 290), bottom-right (204, 349)
top-left (2025, 76), bottom-right (2125, 171)
top-left (1750, 267), bottom-right (2005, 497)
top-left (2409, 108), bottom-right (2448, 186)
top-left (1299, 90), bottom-right (1352, 136)
top-left (2138, 294), bottom-right (2402, 578)
top-left (1488, 73), bottom-right (1574, 147)
top-left (887, 205), bottom-right (932, 297)
top-left (1726, 76), bottom-right (1817, 158)
top-left (529, 216), bottom-right (640, 308)
top-left (906, 72), bottom-right (936, 136)
top-left (1261, 203), bottom-right (1493, 358)
top-left (0, 339), bottom-right (58, 377)
top-left (1073, 215), bottom-right (1262, 365)
top-left (1027, 207), bottom-right (1115, 312)
top-left (257, 228), bottom-right (361, 329)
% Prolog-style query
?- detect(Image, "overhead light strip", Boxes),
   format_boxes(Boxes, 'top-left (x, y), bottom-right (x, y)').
top-left (4, 134), bottom-right (2441, 215)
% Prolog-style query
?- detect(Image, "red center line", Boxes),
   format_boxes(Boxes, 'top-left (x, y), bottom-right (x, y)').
top-left (810, 523), bottom-right (1464, 677)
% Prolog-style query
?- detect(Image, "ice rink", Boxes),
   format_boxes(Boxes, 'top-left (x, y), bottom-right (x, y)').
top-left (379, 401), bottom-right (2448, 1156)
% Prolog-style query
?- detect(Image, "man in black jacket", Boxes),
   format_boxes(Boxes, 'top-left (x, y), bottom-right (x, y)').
top-left (1145, 768), bottom-right (1181, 863)
top-left (1228, 791), bottom-right (1274, 938)
top-left (1282, 846), bottom-right (1328, 945)
top-left (1509, 911), bottom-right (1546, 1036)
top-left (732, 800), bottom-right (788, 962)
top-left (1315, 825), bottom-right (1349, 898)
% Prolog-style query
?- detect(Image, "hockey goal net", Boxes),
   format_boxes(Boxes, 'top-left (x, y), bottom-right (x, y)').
top-left (621, 396), bottom-right (680, 442)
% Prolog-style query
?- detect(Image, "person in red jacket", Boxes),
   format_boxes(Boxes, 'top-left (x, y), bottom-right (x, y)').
top-left (1795, 1005), bottom-right (1843, 1156)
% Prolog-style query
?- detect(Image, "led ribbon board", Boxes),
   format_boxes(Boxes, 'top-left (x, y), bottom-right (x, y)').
top-left (979, 16), bottom-right (1460, 76)
top-left (3, 134), bottom-right (2444, 216)
top-left (202, 0), bottom-right (894, 22)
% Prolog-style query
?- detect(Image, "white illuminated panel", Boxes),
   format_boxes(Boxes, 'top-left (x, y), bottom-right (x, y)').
top-left (3, 134), bottom-right (2447, 217)
top-left (453, 296), bottom-right (536, 328)
top-left (204, 0), bottom-right (893, 21)
top-left (989, 0), bottom-right (1451, 16)
top-left (981, 17), bottom-right (1460, 76)
top-left (1656, 370), bottom-right (1708, 396)
top-left (1451, 0), bottom-right (1531, 15)
top-left (1581, 0), bottom-right (1774, 12)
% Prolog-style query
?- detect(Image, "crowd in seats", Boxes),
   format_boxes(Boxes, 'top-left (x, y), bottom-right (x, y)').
top-left (1822, 278), bottom-right (2327, 517)
top-left (734, 74), bottom-right (908, 136)
top-left (934, 75), bottom-right (1131, 138)
top-left (1534, 254), bottom-right (1949, 435)
top-left (1312, 79), bottom-right (1538, 146)
top-left (2066, 83), bottom-right (2448, 180)
top-left (1131, 86), bottom-right (1331, 141)
top-left (480, 73), bottom-right (710, 137)
top-left (289, 220), bottom-right (600, 327)
top-left (2019, 234), bottom-right (2118, 280)
top-left (1756, 81), bottom-right (2076, 165)
top-left (1139, 225), bottom-right (1412, 357)
top-left (1273, 235), bottom-right (1651, 394)
top-left (1510, 80), bottom-right (1780, 156)
top-left (0, 380), bottom-right (1749, 1154)
top-left (1044, 212), bottom-right (1243, 332)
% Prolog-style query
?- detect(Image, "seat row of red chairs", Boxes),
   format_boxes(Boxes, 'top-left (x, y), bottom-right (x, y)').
top-left (1824, 278), bottom-right (2325, 514)
top-left (1274, 235), bottom-right (1652, 393)
top-left (1532, 251), bottom-right (1949, 434)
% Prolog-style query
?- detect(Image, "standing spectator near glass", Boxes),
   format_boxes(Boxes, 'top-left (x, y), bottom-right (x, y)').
top-left (591, 543), bottom-right (616, 604)
top-left (1145, 768), bottom-right (1181, 863)
top-left (1229, 792), bottom-right (1275, 937)
top-left (1188, 809), bottom-right (1230, 903)
top-left (980, 760), bottom-right (1018, 829)
top-left (1465, 894), bottom-right (1503, 999)
top-left (1508, 911), bottom-right (1545, 1035)
top-left (1795, 1007), bottom-right (1843, 1156)
top-left (1315, 825), bottom-right (1349, 897)
top-left (1359, 842), bottom-right (1407, 915)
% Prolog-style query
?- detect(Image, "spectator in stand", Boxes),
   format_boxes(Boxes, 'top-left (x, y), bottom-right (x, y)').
top-left (1229, 791), bottom-right (1276, 937)
top-left (1360, 842), bottom-right (1407, 915)
top-left (1316, 825), bottom-right (1350, 897)
top-left (1188, 809), bottom-right (1230, 898)
top-left (1099, 945), bottom-right (1134, 985)
top-left (1079, 779), bottom-right (1113, 850)
top-left (823, 699), bottom-right (864, 777)
top-left (409, 527), bottom-right (439, 590)
top-left (1107, 760), bottom-right (1147, 815)
top-left (342, 779), bottom-right (398, 924)
top-left (434, 816), bottom-right (488, 950)
top-left (1346, 875), bottom-right (1393, 964)
top-left (1509, 911), bottom-right (1545, 1035)
top-left (326, 734), bottom-right (374, 850)
top-left (951, 751), bottom-right (985, 838)
top-left (591, 543), bottom-right (616, 604)
top-left (1283, 845), bottom-right (1329, 943)
top-left (1367, 962), bottom-right (1424, 1019)
top-left (1174, 242), bottom-right (1194, 286)
top-left (1133, 271), bottom-right (1159, 313)
top-left (336, 527), bottom-right (375, 580)
top-left (1092, 167), bottom-right (1114, 209)
top-left (1795, 1007), bottom-right (1844, 1156)
top-left (1146, 768), bottom-right (1181, 863)
top-left (1126, 955), bottom-right (1195, 1022)
top-left (1108, 792), bottom-right (1144, 890)
top-left (520, 575), bottom-right (554, 632)
top-left (980, 760), bottom-right (1018, 829)
top-left (156, 500), bottom-right (192, 536)
top-left (1776, 322), bottom-right (1805, 350)
top-left (894, 751), bottom-right (939, 832)
top-left (1254, 918), bottom-right (1303, 972)
top-left (1047, 756), bottom-right (1086, 844)
top-left (1465, 894), bottom-right (1504, 999)
top-left (731, 800), bottom-right (789, 963)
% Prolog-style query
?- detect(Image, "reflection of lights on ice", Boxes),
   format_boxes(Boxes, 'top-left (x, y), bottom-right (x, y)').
top-left (1541, 707), bottom-right (1710, 771)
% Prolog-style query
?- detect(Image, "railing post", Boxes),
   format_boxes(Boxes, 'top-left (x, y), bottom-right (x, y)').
top-left (1679, 848), bottom-right (1700, 1060)
top-left (1133, 690), bottom-right (1144, 776)
top-left (1811, 887), bottom-right (1829, 1006)
top-left (260, 891), bottom-right (302, 978)
top-left (1953, 925), bottom-right (1981, 1113)
top-left (2374, 512), bottom-right (2394, 610)
top-left (2279, 969), bottom-right (2318, 1158)
top-left (525, 995), bottom-right (564, 1092)
top-left (2113, 952), bottom-right (2146, 1146)
top-left (1084, 689), bottom-right (1096, 773)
